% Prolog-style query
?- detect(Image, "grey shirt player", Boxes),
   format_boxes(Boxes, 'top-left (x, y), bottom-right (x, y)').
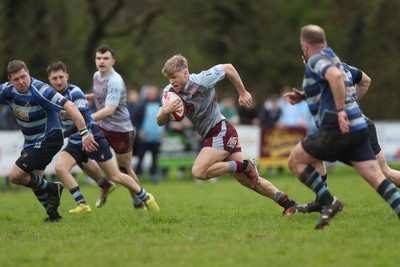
top-left (162, 64), bottom-right (226, 137)
top-left (93, 67), bottom-right (133, 132)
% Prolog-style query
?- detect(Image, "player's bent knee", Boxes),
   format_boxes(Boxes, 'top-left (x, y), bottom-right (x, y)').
top-left (7, 174), bottom-right (19, 184)
top-left (54, 164), bottom-right (64, 175)
top-left (191, 168), bottom-right (206, 180)
top-left (287, 158), bottom-right (296, 173)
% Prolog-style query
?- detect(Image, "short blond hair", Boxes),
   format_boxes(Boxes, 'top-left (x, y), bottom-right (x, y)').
top-left (161, 54), bottom-right (188, 77)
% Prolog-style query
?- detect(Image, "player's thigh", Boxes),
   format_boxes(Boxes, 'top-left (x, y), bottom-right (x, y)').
top-left (55, 151), bottom-right (77, 172)
top-left (81, 159), bottom-right (103, 180)
top-left (192, 147), bottom-right (229, 174)
top-left (115, 151), bottom-right (133, 168)
top-left (288, 142), bottom-right (317, 165)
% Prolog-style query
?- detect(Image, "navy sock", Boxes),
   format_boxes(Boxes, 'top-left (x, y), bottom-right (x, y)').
top-left (299, 165), bottom-right (333, 206)
top-left (377, 178), bottom-right (400, 218)
top-left (321, 173), bottom-right (328, 186)
top-left (70, 186), bottom-right (86, 205)
top-left (27, 173), bottom-right (48, 190)
top-left (273, 191), bottom-right (296, 209)
top-left (32, 188), bottom-right (48, 208)
top-left (135, 188), bottom-right (148, 202)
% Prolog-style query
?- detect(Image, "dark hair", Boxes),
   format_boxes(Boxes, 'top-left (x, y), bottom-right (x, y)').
top-left (47, 61), bottom-right (67, 75)
top-left (96, 45), bottom-right (115, 57)
top-left (7, 60), bottom-right (28, 78)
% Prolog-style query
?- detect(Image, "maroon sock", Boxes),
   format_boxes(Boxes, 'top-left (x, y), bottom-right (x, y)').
top-left (235, 161), bottom-right (245, 173)
top-left (98, 178), bottom-right (111, 189)
top-left (277, 193), bottom-right (296, 209)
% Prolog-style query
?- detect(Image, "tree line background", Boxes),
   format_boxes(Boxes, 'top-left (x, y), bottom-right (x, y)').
top-left (0, 0), bottom-right (399, 119)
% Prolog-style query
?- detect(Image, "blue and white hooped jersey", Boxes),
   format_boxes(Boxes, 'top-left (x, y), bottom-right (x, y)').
top-left (341, 62), bottom-right (371, 123)
top-left (59, 83), bottom-right (101, 145)
top-left (302, 47), bottom-right (367, 132)
top-left (0, 77), bottom-right (67, 149)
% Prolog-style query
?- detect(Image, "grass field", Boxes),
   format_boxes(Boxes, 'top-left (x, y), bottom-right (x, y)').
top-left (0, 165), bottom-right (399, 267)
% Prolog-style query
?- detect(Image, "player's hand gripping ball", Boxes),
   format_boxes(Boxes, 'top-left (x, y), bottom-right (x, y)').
top-left (161, 91), bottom-right (186, 121)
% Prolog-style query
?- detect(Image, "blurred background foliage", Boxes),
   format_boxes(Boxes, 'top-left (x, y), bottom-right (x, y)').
top-left (0, 0), bottom-right (399, 119)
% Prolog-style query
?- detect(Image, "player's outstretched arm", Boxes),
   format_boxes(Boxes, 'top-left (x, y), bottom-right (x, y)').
top-left (223, 63), bottom-right (253, 108)
top-left (283, 88), bottom-right (305, 105)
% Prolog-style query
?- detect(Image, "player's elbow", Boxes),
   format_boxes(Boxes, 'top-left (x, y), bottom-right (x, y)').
top-left (223, 63), bottom-right (234, 75)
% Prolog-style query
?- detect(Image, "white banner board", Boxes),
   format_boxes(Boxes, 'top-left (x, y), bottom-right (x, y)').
top-left (0, 121), bottom-right (398, 176)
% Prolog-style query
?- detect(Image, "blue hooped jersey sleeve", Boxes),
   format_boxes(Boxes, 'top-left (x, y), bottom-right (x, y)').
top-left (59, 83), bottom-right (98, 144)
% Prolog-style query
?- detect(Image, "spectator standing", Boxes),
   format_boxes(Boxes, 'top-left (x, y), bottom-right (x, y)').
top-left (134, 85), bottom-right (165, 183)
top-left (238, 104), bottom-right (259, 125)
top-left (126, 89), bottom-right (141, 157)
top-left (259, 94), bottom-right (281, 128)
top-left (276, 86), bottom-right (314, 132)
top-left (218, 92), bottom-right (240, 125)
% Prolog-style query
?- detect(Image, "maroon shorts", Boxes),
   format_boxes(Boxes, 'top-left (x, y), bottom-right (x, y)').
top-left (204, 120), bottom-right (242, 154)
top-left (99, 127), bottom-right (134, 154)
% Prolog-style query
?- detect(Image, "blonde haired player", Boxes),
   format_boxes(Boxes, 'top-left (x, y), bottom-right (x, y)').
top-left (157, 54), bottom-right (301, 215)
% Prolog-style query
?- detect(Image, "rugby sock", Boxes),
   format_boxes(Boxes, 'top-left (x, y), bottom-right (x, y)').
top-left (119, 166), bottom-right (144, 205)
top-left (27, 173), bottom-right (48, 190)
top-left (377, 178), bottom-right (400, 218)
top-left (228, 161), bottom-right (244, 173)
top-left (299, 164), bottom-right (333, 206)
top-left (32, 189), bottom-right (48, 208)
top-left (133, 197), bottom-right (144, 208)
top-left (314, 174), bottom-right (328, 204)
top-left (321, 173), bottom-right (328, 187)
top-left (273, 191), bottom-right (296, 209)
top-left (135, 188), bottom-right (149, 202)
top-left (70, 186), bottom-right (86, 205)
top-left (97, 177), bottom-right (112, 189)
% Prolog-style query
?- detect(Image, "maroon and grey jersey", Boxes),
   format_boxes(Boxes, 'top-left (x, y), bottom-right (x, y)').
top-left (93, 68), bottom-right (133, 132)
top-left (163, 64), bottom-right (226, 137)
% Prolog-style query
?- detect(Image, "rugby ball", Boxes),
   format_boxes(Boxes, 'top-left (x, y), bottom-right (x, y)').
top-left (162, 91), bottom-right (186, 121)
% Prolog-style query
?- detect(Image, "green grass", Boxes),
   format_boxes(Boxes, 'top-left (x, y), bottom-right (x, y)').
top-left (1, 165), bottom-right (399, 267)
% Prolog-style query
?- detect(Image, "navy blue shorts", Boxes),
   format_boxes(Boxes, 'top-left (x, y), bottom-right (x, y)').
top-left (367, 119), bottom-right (381, 155)
top-left (16, 129), bottom-right (64, 172)
top-left (63, 134), bottom-right (113, 165)
top-left (302, 128), bottom-right (375, 163)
